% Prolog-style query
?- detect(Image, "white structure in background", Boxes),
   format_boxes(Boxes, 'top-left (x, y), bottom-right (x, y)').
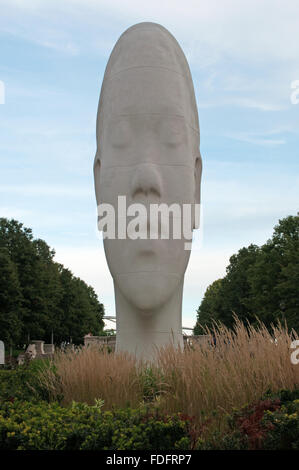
top-left (0, 341), bottom-right (4, 365)
top-left (86, 316), bottom-right (209, 352)
top-left (17, 340), bottom-right (55, 365)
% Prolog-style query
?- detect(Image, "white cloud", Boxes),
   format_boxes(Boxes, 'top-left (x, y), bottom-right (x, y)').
top-left (222, 125), bottom-right (299, 145)
top-left (54, 244), bottom-right (116, 321)
top-left (183, 247), bottom-right (231, 328)
top-left (0, 184), bottom-right (93, 198)
top-left (0, 207), bottom-right (33, 219)
top-left (1, 0), bottom-right (298, 115)
top-left (1, 0), bottom-right (298, 63)
top-left (198, 97), bottom-right (287, 112)
top-left (224, 133), bottom-right (286, 146)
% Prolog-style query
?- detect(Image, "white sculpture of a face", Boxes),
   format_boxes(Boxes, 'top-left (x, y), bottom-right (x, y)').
top-left (94, 23), bottom-right (202, 358)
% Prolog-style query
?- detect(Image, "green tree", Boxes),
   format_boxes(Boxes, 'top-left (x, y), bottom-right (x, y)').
top-left (194, 214), bottom-right (299, 333)
top-left (248, 214), bottom-right (299, 330)
top-left (0, 218), bottom-right (105, 346)
top-left (193, 279), bottom-right (224, 334)
top-left (220, 244), bottom-right (261, 326)
top-left (0, 248), bottom-right (22, 345)
top-left (55, 267), bottom-right (104, 344)
top-left (194, 245), bottom-right (260, 333)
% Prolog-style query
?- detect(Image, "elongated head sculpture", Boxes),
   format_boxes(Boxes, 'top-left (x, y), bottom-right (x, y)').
top-left (94, 22), bottom-right (202, 360)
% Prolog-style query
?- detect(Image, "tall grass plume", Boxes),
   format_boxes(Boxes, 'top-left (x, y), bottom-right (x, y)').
top-left (39, 319), bottom-right (299, 430)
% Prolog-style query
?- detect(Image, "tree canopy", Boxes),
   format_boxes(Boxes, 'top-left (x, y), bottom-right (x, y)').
top-left (194, 214), bottom-right (299, 334)
top-left (0, 218), bottom-right (104, 346)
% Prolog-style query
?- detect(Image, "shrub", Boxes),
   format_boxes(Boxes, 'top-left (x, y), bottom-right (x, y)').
top-left (0, 400), bottom-right (195, 450)
top-left (138, 367), bottom-right (167, 402)
top-left (197, 389), bottom-right (299, 450)
top-left (35, 319), bottom-right (299, 435)
top-left (0, 364), bottom-right (51, 403)
top-left (262, 393), bottom-right (299, 449)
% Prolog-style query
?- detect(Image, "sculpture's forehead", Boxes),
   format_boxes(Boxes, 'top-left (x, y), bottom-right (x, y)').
top-left (101, 68), bottom-right (191, 122)
top-left (97, 23), bottom-right (199, 141)
top-left (106, 27), bottom-right (186, 77)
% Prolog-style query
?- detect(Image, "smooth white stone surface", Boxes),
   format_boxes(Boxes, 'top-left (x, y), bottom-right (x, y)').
top-left (94, 22), bottom-right (202, 360)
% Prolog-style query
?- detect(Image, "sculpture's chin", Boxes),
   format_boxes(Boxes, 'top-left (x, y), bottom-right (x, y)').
top-left (115, 271), bottom-right (182, 313)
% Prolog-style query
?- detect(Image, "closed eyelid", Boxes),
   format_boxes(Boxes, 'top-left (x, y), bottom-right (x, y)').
top-left (109, 121), bottom-right (131, 148)
top-left (159, 122), bottom-right (187, 145)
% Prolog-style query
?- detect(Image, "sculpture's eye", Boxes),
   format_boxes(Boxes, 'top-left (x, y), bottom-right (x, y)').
top-left (110, 120), bottom-right (131, 149)
top-left (160, 120), bottom-right (185, 148)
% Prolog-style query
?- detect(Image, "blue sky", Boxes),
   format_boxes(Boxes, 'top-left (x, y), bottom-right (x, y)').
top-left (0, 0), bottom-right (298, 330)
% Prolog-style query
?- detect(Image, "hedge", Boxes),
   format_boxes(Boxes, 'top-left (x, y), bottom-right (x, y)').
top-left (197, 389), bottom-right (299, 450)
top-left (1, 365), bottom-right (299, 450)
top-left (0, 400), bottom-right (195, 450)
top-left (0, 363), bottom-right (51, 403)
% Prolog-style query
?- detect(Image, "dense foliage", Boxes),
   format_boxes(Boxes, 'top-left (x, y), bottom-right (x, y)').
top-left (1, 343), bottom-right (299, 450)
top-left (0, 363), bottom-right (51, 403)
top-left (1, 375), bottom-right (299, 450)
top-left (198, 389), bottom-right (299, 450)
top-left (194, 214), bottom-right (299, 334)
top-left (0, 218), bottom-right (104, 346)
top-left (0, 400), bottom-right (194, 450)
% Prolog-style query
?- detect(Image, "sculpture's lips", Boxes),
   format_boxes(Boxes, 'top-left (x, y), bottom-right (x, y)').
top-left (127, 219), bottom-right (176, 240)
top-left (137, 239), bottom-right (161, 255)
top-left (138, 248), bottom-right (156, 256)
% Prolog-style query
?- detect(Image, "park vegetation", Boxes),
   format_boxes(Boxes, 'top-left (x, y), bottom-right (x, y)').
top-left (0, 319), bottom-right (299, 449)
top-left (0, 213), bottom-right (298, 449)
top-left (194, 214), bottom-right (299, 335)
top-left (0, 218), bottom-right (104, 347)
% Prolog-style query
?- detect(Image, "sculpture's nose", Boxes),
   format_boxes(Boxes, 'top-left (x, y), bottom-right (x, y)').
top-left (131, 163), bottom-right (162, 200)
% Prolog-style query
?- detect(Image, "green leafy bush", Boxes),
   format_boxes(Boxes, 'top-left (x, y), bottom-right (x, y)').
top-left (0, 400), bottom-right (195, 450)
top-left (197, 389), bottom-right (299, 450)
top-left (139, 367), bottom-right (166, 402)
top-left (262, 394), bottom-right (299, 450)
top-left (0, 362), bottom-right (52, 403)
